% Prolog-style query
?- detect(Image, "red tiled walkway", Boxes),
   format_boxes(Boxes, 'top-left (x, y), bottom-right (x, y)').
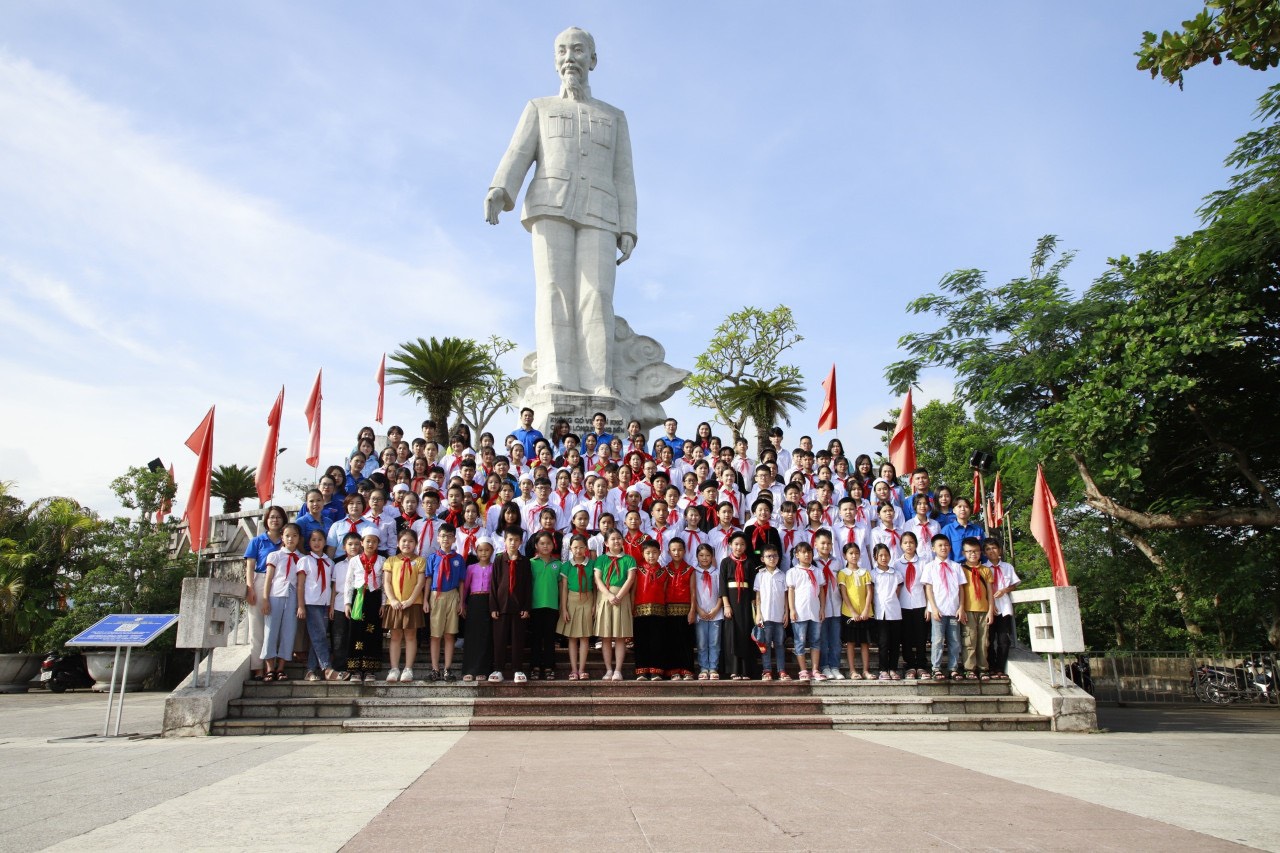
top-left (342, 730), bottom-right (1246, 852)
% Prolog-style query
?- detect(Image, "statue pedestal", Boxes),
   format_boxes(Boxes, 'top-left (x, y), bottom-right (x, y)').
top-left (517, 316), bottom-right (689, 436)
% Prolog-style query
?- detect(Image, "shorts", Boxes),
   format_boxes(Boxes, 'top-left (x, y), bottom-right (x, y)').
top-left (429, 589), bottom-right (461, 637)
top-left (842, 617), bottom-right (877, 645)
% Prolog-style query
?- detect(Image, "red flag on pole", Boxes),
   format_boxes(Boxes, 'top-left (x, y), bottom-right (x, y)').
top-left (1030, 464), bottom-right (1069, 586)
top-left (989, 472), bottom-right (1005, 529)
top-left (183, 407), bottom-right (215, 551)
top-left (375, 353), bottom-right (386, 425)
top-left (816, 364), bottom-right (837, 432)
top-left (888, 388), bottom-right (916, 475)
top-left (256, 386), bottom-right (284, 505)
top-left (304, 369), bottom-right (323, 469)
top-left (156, 464), bottom-right (175, 524)
top-left (973, 469), bottom-right (985, 519)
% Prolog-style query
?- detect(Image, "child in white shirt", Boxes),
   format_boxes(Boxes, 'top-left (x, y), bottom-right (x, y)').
top-left (923, 534), bottom-right (967, 679)
top-left (692, 543), bottom-right (723, 679)
top-left (786, 544), bottom-right (826, 681)
top-left (870, 544), bottom-right (904, 680)
top-left (753, 545), bottom-right (789, 680)
top-left (300, 529), bottom-right (345, 681)
top-left (895, 531), bottom-right (930, 679)
top-left (985, 539), bottom-right (1022, 679)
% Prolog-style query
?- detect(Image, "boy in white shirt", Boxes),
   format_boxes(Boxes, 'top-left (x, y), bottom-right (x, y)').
top-left (813, 530), bottom-right (844, 680)
top-left (923, 534), bottom-right (967, 679)
top-left (985, 539), bottom-right (1022, 680)
top-left (869, 502), bottom-right (904, 563)
top-left (833, 497), bottom-right (871, 570)
top-left (895, 531), bottom-right (930, 679)
top-left (300, 529), bottom-right (343, 681)
top-left (786, 542), bottom-right (826, 681)
top-left (870, 543), bottom-right (904, 680)
top-left (753, 545), bottom-right (789, 681)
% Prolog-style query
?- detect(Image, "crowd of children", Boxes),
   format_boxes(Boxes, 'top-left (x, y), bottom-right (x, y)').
top-left (241, 411), bottom-right (1022, 684)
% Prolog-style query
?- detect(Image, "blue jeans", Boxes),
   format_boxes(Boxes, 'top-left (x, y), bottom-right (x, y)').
top-left (819, 616), bottom-right (842, 669)
top-left (930, 615), bottom-right (963, 672)
top-left (696, 619), bottom-right (722, 673)
top-left (761, 621), bottom-right (785, 673)
top-left (304, 604), bottom-right (332, 671)
top-left (792, 619), bottom-right (819, 657)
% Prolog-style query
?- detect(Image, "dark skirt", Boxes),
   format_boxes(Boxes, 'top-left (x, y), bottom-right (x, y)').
top-left (462, 593), bottom-right (492, 677)
top-left (348, 589), bottom-right (384, 673)
top-left (723, 595), bottom-right (762, 679)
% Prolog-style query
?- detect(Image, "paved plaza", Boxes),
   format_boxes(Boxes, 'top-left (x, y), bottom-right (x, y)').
top-left (0, 692), bottom-right (1276, 852)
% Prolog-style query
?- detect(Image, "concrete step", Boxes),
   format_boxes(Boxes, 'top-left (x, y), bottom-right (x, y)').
top-left (829, 713), bottom-right (1051, 731)
top-left (227, 696), bottom-right (475, 720)
top-left (468, 696), bottom-right (825, 717)
top-left (818, 695), bottom-right (1029, 715)
top-left (466, 714), bottom-right (834, 730)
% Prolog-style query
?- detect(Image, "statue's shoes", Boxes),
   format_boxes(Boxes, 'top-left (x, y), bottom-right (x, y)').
top-left (593, 386), bottom-right (619, 398)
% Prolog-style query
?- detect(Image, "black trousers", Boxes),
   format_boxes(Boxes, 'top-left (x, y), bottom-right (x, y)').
top-left (878, 618), bottom-right (903, 672)
top-left (462, 594), bottom-right (492, 676)
top-left (530, 608), bottom-right (559, 672)
top-left (348, 589), bottom-right (384, 673)
top-left (664, 613), bottom-right (694, 675)
top-left (492, 610), bottom-right (526, 675)
top-left (329, 611), bottom-right (350, 671)
top-left (900, 607), bottom-right (928, 671)
top-left (988, 613), bottom-right (1014, 673)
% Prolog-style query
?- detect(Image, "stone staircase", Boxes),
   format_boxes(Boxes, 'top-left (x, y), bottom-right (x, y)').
top-left (213, 658), bottom-right (1048, 734)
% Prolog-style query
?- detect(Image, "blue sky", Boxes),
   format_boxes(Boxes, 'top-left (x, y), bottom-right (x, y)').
top-left (0, 2), bottom-right (1271, 514)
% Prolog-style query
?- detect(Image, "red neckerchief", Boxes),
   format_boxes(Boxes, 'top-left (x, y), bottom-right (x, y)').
top-left (574, 562), bottom-right (588, 592)
top-left (781, 526), bottom-right (797, 554)
top-left (346, 517), bottom-right (361, 534)
top-left (591, 501), bottom-right (604, 529)
top-left (435, 550), bottom-right (452, 589)
top-left (904, 560), bottom-right (917, 592)
top-left (750, 521), bottom-right (771, 549)
top-left (359, 553), bottom-right (378, 590)
top-left (506, 553), bottom-right (519, 596)
top-left (800, 562), bottom-right (817, 589)
top-left (731, 556), bottom-right (746, 588)
top-left (817, 558), bottom-right (836, 590)
top-left (937, 560), bottom-right (952, 595)
top-left (459, 527), bottom-right (478, 558)
top-left (311, 553), bottom-right (328, 589)
top-left (282, 551), bottom-right (300, 581)
top-left (401, 512), bottom-right (420, 525)
top-left (606, 555), bottom-right (623, 587)
top-left (417, 518), bottom-right (436, 555)
top-left (700, 568), bottom-right (713, 596)
top-left (885, 528), bottom-right (900, 549)
top-left (968, 564), bottom-right (986, 604)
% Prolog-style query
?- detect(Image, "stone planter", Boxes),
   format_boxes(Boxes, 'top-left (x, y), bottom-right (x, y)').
top-left (0, 652), bottom-right (42, 693)
top-left (86, 650), bottom-right (162, 692)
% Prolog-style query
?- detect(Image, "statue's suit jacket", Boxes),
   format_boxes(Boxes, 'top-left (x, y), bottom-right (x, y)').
top-left (490, 96), bottom-right (638, 243)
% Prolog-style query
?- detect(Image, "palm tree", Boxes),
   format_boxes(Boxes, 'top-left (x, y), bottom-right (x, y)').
top-left (211, 464), bottom-right (258, 514)
top-left (387, 337), bottom-right (491, 435)
top-left (721, 376), bottom-right (808, 458)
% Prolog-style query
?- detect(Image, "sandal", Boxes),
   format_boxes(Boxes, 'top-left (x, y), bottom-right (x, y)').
top-left (933, 670), bottom-right (945, 680)
top-left (698, 672), bottom-right (709, 680)
top-left (950, 671), bottom-right (962, 681)
top-left (567, 672), bottom-right (578, 681)
top-left (610, 671), bottom-right (623, 681)
top-left (709, 672), bottom-right (721, 680)
top-left (918, 670), bottom-right (932, 681)
top-left (263, 672), bottom-right (276, 682)
top-left (849, 670), bottom-right (863, 680)
top-left (778, 672), bottom-right (793, 681)
top-left (889, 670), bottom-right (902, 681)
top-left (462, 674), bottom-right (474, 682)
top-left (965, 671), bottom-right (978, 681)
top-left (276, 671), bottom-right (290, 681)
top-left (979, 673), bottom-right (991, 682)
top-left (545, 669), bottom-right (556, 681)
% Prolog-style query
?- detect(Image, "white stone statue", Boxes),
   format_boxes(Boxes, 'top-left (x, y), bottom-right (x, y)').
top-left (484, 26), bottom-right (637, 397)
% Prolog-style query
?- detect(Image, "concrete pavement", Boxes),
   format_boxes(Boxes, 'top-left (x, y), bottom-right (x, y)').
top-left (0, 692), bottom-right (1276, 851)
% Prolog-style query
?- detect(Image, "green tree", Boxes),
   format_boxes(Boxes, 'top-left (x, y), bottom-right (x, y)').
top-left (885, 86), bottom-right (1280, 645)
top-left (720, 376), bottom-right (807, 457)
top-left (387, 336), bottom-right (491, 436)
top-left (686, 306), bottom-right (803, 441)
top-left (453, 335), bottom-right (520, 438)
top-left (1138, 0), bottom-right (1280, 88)
top-left (210, 464), bottom-right (258, 514)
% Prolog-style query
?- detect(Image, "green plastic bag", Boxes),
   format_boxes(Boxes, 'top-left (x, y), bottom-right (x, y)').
top-left (350, 587), bottom-right (365, 621)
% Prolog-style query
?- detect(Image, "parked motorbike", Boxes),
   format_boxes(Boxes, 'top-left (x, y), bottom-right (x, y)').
top-left (1192, 655), bottom-right (1277, 705)
top-left (40, 651), bottom-right (94, 693)
top-left (1066, 654), bottom-right (1094, 695)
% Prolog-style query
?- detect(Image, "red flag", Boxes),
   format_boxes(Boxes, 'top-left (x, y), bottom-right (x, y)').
top-left (1030, 464), bottom-right (1069, 586)
top-left (375, 353), bottom-right (386, 425)
top-left (888, 388), bottom-right (916, 475)
top-left (183, 407), bottom-right (215, 551)
top-left (817, 364), bottom-right (837, 432)
top-left (156, 464), bottom-right (175, 524)
top-left (256, 386), bottom-right (284, 505)
top-left (973, 469), bottom-right (985, 519)
top-left (304, 369), bottom-right (323, 468)
top-left (989, 472), bottom-right (1005, 529)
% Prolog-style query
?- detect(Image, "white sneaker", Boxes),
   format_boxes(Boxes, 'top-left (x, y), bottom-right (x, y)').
top-left (513, 671), bottom-right (528, 683)
top-left (399, 668), bottom-right (414, 682)
top-left (488, 671), bottom-right (504, 682)
top-left (386, 668), bottom-right (400, 682)
top-left (822, 667), bottom-right (837, 680)
top-left (832, 668), bottom-right (846, 680)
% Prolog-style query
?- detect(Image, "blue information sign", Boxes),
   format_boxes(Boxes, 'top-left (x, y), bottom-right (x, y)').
top-left (67, 614), bottom-right (179, 647)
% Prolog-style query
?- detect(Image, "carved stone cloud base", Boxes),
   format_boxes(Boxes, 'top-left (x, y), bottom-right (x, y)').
top-left (516, 315), bottom-right (689, 435)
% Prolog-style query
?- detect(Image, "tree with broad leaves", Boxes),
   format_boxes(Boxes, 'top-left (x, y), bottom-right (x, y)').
top-left (453, 335), bottom-right (520, 439)
top-left (1138, 0), bottom-right (1280, 88)
top-left (685, 306), bottom-right (803, 442)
